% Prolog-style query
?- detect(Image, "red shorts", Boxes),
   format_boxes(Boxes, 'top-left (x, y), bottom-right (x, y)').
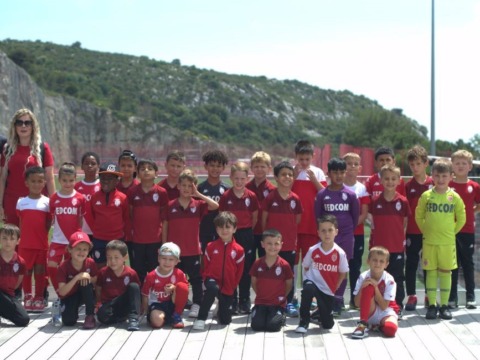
top-left (18, 248), bottom-right (47, 270)
top-left (295, 233), bottom-right (319, 264)
top-left (48, 243), bottom-right (70, 264)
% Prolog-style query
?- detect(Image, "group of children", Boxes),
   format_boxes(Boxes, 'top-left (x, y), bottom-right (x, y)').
top-left (0, 140), bottom-right (477, 342)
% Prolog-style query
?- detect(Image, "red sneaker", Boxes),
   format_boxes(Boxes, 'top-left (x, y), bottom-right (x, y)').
top-left (32, 297), bottom-right (46, 313)
top-left (24, 294), bottom-right (33, 312)
top-left (83, 315), bottom-right (96, 330)
top-left (405, 295), bottom-right (417, 311)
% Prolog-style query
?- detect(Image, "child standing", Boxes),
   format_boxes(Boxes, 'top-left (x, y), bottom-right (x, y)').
top-left (250, 229), bottom-right (293, 332)
top-left (246, 151), bottom-right (276, 259)
top-left (117, 150), bottom-right (139, 195)
top-left (159, 150), bottom-right (186, 200)
top-left (163, 169), bottom-right (219, 318)
top-left (262, 161), bottom-right (302, 315)
top-left (96, 240), bottom-right (141, 331)
top-left (342, 152), bottom-right (370, 309)
top-left (369, 165), bottom-right (410, 314)
top-left (351, 246), bottom-right (399, 339)
top-left (48, 163), bottom-right (85, 301)
top-left (314, 158), bottom-right (359, 315)
top-left (192, 212), bottom-right (245, 330)
top-left (448, 150), bottom-right (480, 309)
top-left (219, 161), bottom-right (259, 314)
top-left (416, 158), bottom-right (466, 320)
top-left (295, 215), bottom-right (349, 334)
top-left (0, 224), bottom-right (30, 327)
top-left (16, 166), bottom-right (52, 312)
top-left (198, 150), bottom-right (229, 252)
top-left (404, 145), bottom-right (433, 310)
top-left (90, 162), bottom-right (129, 269)
top-left (57, 231), bottom-right (97, 329)
top-left (141, 242), bottom-right (189, 329)
top-left (128, 159), bottom-right (168, 283)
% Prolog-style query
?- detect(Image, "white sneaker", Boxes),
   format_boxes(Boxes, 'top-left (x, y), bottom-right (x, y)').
top-left (193, 319), bottom-right (206, 330)
top-left (466, 299), bottom-right (477, 309)
top-left (295, 325), bottom-right (308, 334)
top-left (189, 304), bottom-right (200, 318)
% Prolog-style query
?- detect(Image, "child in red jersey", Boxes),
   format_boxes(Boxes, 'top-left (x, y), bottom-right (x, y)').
top-left (74, 152), bottom-right (101, 237)
top-left (219, 161), bottom-right (259, 314)
top-left (193, 212), bottom-right (245, 330)
top-left (404, 145), bottom-right (433, 311)
top-left (96, 240), bottom-right (141, 331)
top-left (448, 150), bottom-right (480, 309)
top-left (128, 159), bottom-right (168, 283)
top-left (250, 229), bottom-right (293, 332)
top-left (117, 150), bottom-right (139, 195)
top-left (0, 224), bottom-right (30, 327)
top-left (16, 166), bottom-right (52, 312)
top-left (163, 169), bottom-right (219, 318)
top-left (246, 151), bottom-right (276, 259)
top-left (351, 246), bottom-right (399, 339)
top-left (48, 163), bottom-right (86, 300)
top-left (295, 214), bottom-right (349, 334)
top-left (262, 161), bottom-right (302, 315)
top-left (158, 150), bottom-right (186, 200)
top-left (369, 165), bottom-right (410, 315)
top-left (90, 162), bottom-right (129, 269)
top-left (141, 242), bottom-right (189, 329)
top-left (57, 231), bottom-right (97, 329)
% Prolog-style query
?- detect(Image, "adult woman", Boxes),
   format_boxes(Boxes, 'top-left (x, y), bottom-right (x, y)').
top-left (0, 108), bottom-right (55, 224)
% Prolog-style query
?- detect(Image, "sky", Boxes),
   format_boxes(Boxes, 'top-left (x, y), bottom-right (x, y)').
top-left (1, 0), bottom-right (479, 144)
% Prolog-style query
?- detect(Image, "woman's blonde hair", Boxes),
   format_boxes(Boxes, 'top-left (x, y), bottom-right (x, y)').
top-left (5, 108), bottom-right (43, 168)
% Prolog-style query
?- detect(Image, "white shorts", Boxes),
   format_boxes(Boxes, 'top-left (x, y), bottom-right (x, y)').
top-left (367, 306), bottom-right (397, 326)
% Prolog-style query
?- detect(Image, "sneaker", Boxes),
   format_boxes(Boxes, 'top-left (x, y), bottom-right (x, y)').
top-left (239, 300), bottom-right (251, 314)
top-left (332, 300), bottom-right (342, 317)
top-left (231, 299), bottom-right (239, 315)
top-left (295, 320), bottom-right (309, 334)
top-left (439, 305), bottom-right (452, 320)
top-left (405, 295), bottom-right (417, 311)
top-left (24, 294), bottom-right (33, 312)
top-left (349, 300), bottom-right (358, 310)
top-left (127, 317), bottom-right (140, 331)
top-left (286, 303), bottom-right (299, 317)
top-left (425, 305), bottom-right (438, 320)
top-left (188, 303), bottom-right (200, 318)
top-left (83, 315), bottom-right (96, 329)
top-left (171, 313), bottom-right (184, 329)
top-left (184, 298), bottom-right (193, 310)
top-left (397, 309), bottom-right (404, 320)
top-left (51, 299), bottom-right (62, 326)
top-left (448, 300), bottom-right (458, 310)
top-left (192, 319), bottom-right (205, 330)
top-left (310, 301), bottom-right (317, 311)
top-left (292, 297), bottom-right (300, 309)
top-left (466, 299), bottom-right (477, 310)
top-left (32, 297), bottom-right (46, 313)
top-left (310, 309), bottom-right (321, 323)
top-left (424, 296), bottom-right (429, 308)
top-left (43, 289), bottom-right (49, 307)
top-left (352, 321), bottom-right (368, 339)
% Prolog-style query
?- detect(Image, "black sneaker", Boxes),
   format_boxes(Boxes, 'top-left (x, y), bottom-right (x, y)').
top-left (352, 321), bottom-right (368, 339)
top-left (127, 317), bottom-right (140, 331)
top-left (439, 305), bottom-right (452, 320)
top-left (239, 301), bottom-right (251, 314)
top-left (231, 300), bottom-right (239, 315)
top-left (425, 305), bottom-right (438, 320)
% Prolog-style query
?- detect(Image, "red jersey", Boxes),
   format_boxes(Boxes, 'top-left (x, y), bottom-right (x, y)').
top-left (141, 267), bottom-right (188, 304)
top-left (97, 265), bottom-right (140, 303)
top-left (344, 181), bottom-right (371, 236)
top-left (128, 184), bottom-right (168, 244)
top-left (353, 269), bottom-right (399, 314)
top-left (365, 173), bottom-right (406, 199)
top-left (90, 189), bottom-right (129, 240)
top-left (249, 256), bottom-right (293, 307)
top-left (203, 239), bottom-right (245, 296)
top-left (57, 257), bottom-right (98, 298)
top-left (0, 252), bottom-right (26, 296)
top-left (263, 189), bottom-right (303, 251)
top-left (158, 178), bottom-right (179, 200)
top-left (117, 179), bottom-right (140, 195)
top-left (165, 198), bottom-right (208, 256)
top-left (16, 195), bottom-right (51, 250)
top-left (50, 191), bottom-right (85, 245)
top-left (405, 176), bottom-right (434, 234)
top-left (369, 192), bottom-right (411, 253)
top-left (75, 179), bottom-right (101, 235)
top-left (449, 180), bottom-right (480, 233)
top-left (246, 179), bottom-right (276, 235)
top-left (219, 188), bottom-right (259, 229)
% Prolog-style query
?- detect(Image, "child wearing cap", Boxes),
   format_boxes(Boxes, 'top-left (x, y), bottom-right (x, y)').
top-left (141, 242), bottom-right (189, 329)
top-left (90, 162), bottom-right (129, 269)
top-left (96, 240), bottom-right (141, 331)
top-left (57, 231), bottom-right (98, 329)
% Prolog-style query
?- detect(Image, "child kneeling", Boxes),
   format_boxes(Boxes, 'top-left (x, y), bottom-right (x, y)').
top-left (351, 246), bottom-right (399, 339)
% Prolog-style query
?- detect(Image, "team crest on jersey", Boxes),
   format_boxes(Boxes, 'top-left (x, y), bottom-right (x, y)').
top-left (95, 185), bottom-right (101, 192)
top-left (190, 207), bottom-right (197, 213)
top-left (468, 185), bottom-right (473, 193)
top-left (231, 250), bottom-right (237, 259)
top-left (275, 266), bottom-right (282, 276)
top-left (124, 276), bottom-right (130, 285)
top-left (278, 296), bottom-right (285, 302)
top-left (342, 193), bottom-right (348, 201)
top-left (153, 193), bottom-right (159, 202)
top-left (331, 253), bottom-right (337, 262)
top-left (106, 277), bottom-right (112, 282)
top-left (245, 198), bottom-right (250, 207)
top-left (13, 262), bottom-right (19, 273)
top-left (50, 249), bottom-right (56, 257)
top-left (220, 187), bottom-right (225, 194)
top-left (290, 200), bottom-right (296, 209)
top-left (447, 195), bottom-right (453, 202)
top-left (72, 198), bottom-right (78, 206)
top-left (171, 275), bottom-right (176, 283)
top-left (114, 198), bottom-right (121, 207)
top-left (55, 200), bottom-right (61, 204)
top-left (395, 201), bottom-right (402, 211)
top-left (95, 250), bottom-right (101, 259)
top-left (263, 189), bottom-right (269, 197)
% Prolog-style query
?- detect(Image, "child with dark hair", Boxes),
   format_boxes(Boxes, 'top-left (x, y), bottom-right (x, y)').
top-left (117, 150), bottom-right (139, 195)
top-left (159, 150), bottom-right (186, 200)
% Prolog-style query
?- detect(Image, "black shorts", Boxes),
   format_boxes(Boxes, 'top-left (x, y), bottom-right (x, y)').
top-left (147, 301), bottom-right (174, 324)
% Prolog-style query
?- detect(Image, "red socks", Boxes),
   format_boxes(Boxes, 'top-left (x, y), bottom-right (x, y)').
top-left (359, 284), bottom-right (375, 322)
top-left (382, 321), bottom-right (398, 337)
top-left (174, 282), bottom-right (189, 315)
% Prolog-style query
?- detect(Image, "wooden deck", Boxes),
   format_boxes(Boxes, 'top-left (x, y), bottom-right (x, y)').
top-left (1, 299), bottom-right (480, 360)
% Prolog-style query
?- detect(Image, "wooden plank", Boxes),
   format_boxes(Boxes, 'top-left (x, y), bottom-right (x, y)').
top-left (48, 326), bottom-right (95, 359)
top-left (70, 326), bottom-right (117, 360)
top-left (29, 326), bottom-right (81, 360)
top-left (263, 325), bottom-right (285, 360)
top-left (112, 328), bottom-right (151, 360)
top-left (283, 320), bottom-right (306, 360)
top-left (443, 308), bottom-right (480, 358)
top-left (92, 328), bottom-right (132, 360)
top-left (220, 314), bottom-right (249, 360)
top-left (177, 317), bottom-right (209, 360)
top-left (0, 313), bottom-right (42, 347)
top-left (198, 312), bottom-right (229, 360)
top-left (394, 313), bottom-right (434, 360)
top-left (241, 317), bottom-right (264, 360)
top-left (156, 327), bottom-right (190, 360)
top-left (134, 328), bottom-right (170, 359)
top-left (340, 311), bottom-right (371, 360)
top-left (319, 316), bottom-right (351, 360)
